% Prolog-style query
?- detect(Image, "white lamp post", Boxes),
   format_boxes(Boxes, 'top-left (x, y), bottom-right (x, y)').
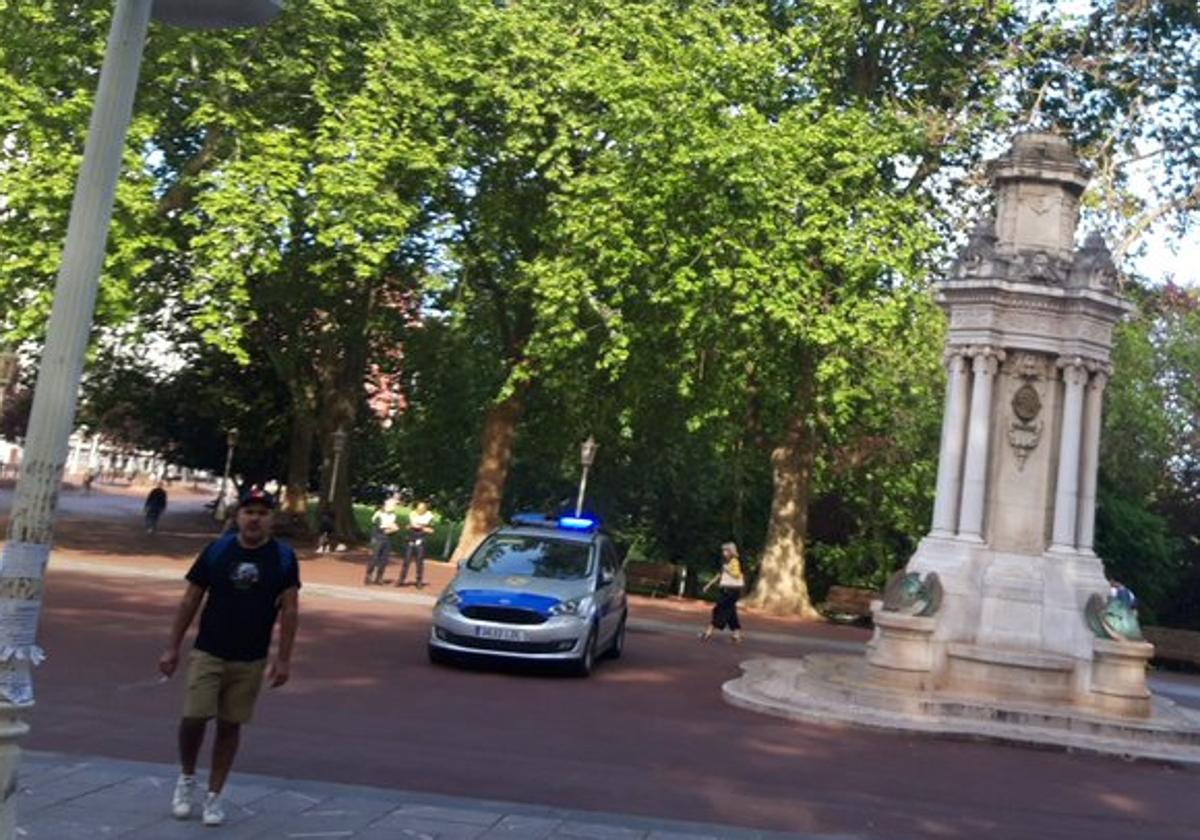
top-left (574, 435), bottom-right (598, 517)
top-left (0, 2), bottom-right (282, 835)
top-left (327, 427), bottom-right (347, 504)
top-left (215, 427), bottom-right (239, 521)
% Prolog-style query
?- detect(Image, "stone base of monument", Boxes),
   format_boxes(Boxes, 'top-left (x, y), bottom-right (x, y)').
top-left (1090, 638), bottom-right (1155, 718)
top-left (723, 655), bottom-right (1200, 764)
top-left (864, 610), bottom-right (937, 691)
top-left (942, 643), bottom-right (1076, 704)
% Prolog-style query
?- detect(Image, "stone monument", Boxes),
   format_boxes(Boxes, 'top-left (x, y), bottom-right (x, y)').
top-left (723, 134), bottom-right (1200, 761)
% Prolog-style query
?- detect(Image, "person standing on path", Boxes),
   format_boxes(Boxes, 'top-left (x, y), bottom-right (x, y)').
top-left (144, 482), bottom-right (168, 533)
top-left (700, 542), bottom-right (744, 644)
top-left (365, 497), bottom-right (399, 584)
top-left (315, 509), bottom-right (335, 554)
top-left (158, 488), bottom-right (300, 827)
top-left (398, 500), bottom-right (434, 588)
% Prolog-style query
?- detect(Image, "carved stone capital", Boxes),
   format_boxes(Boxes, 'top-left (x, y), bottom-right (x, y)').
top-left (943, 347), bottom-right (971, 375)
top-left (1056, 356), bottom-right (1090, 387)
top-left (969, 346), bottom-right (1005, 376)
top-left (1087, 367), bottom-right (1111, 393)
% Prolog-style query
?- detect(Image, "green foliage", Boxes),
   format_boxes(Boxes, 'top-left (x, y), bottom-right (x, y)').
top-left (1094, 483), bottom-right (1183, 626)
top-left (1099, 283), bottom-right (1200, 625)
top-left (3, 0), bottom-right (1199, 620)
top-left (78, 345), bottom-right (291, 483)
top-left (0, 1), bottom-right (174, 342)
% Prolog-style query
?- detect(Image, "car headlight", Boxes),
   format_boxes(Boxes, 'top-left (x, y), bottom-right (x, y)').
top-left (436, 590), bottom-right (462, 608)
top-left (550, 595), bottom-right (593, 617)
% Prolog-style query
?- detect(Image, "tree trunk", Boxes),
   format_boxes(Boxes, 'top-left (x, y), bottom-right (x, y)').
top-left (449, 391), bottom-right (525, 564)
top-left (744, 367), bottom-right (821, 618)
top-left (317, 407), bottom-right (360, 543)
top-left (280, 408), bottom-right (314, 530)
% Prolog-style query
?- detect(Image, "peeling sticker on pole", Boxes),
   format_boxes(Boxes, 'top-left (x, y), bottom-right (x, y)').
top-left (0, 542), bottom-right (49, 579)
top-left (0, 661), bottom-right (32, 707)
top-left (0, 542), bottom-right (48, 704)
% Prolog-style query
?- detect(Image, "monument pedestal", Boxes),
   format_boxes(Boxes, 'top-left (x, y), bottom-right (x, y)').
top-left (1091, 638), bottom-right (1154, 718)
top-left (866, 611), bottom-right (936, 691)
top-left (942, 644), bottom-right (1075, 703)
top-left (723, 133), bottom-right (1193, 760)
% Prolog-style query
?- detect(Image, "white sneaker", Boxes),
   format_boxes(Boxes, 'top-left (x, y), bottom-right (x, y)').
top-left (202, 792), bottom-right (225, 826)
top-left (171, 774), bottom-right (196, 819)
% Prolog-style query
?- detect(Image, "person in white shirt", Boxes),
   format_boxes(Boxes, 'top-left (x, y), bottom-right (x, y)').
top-left (699, 542), bottom-right (745, 644)
top-left (398, 501), bottom-right (434, 588)
top-left (365, 498), bottom-right (399, 585)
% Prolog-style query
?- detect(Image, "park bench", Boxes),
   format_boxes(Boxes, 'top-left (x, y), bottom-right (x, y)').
top-left (820, 585), bottom-right (878, 624)
top-left (624, 561), bottom-right (679, 597)
top-left (1143, 626), bottom-right (1200, 671)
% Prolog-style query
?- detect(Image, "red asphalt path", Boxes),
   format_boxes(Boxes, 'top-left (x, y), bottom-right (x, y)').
top-left (23, 566), bottom-right (1198, 840)
top-left (4, 484), bottom-right (1197, 839)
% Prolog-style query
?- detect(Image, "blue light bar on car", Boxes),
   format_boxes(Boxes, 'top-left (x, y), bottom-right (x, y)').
top-left (511, 512), bottom-right (554, 527)
top-left (558, 516), bottom-right (597, 531)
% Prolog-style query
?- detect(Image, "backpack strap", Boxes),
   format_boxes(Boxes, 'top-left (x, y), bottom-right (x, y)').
top-left (276, 540), bottom-right (297, 578)
top-left (205, 533), bottom-right (241, 575)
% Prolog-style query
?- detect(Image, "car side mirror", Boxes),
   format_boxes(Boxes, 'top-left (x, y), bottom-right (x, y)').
top-left (598, 569), bottom-right (615, 588)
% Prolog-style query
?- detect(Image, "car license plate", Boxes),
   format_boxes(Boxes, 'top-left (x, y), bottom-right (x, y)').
top-left (475, 626), bottom-right (526, 641)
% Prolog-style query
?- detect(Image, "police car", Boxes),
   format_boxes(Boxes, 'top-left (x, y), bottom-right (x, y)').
top-left (428, 514), bottom-right (627, 676)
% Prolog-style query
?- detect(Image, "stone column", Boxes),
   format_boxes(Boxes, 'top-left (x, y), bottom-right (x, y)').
top-left (958, 348), bottom-right (1003, 542)
top-left (1050, 358), bottom-right (1089, 552)
top-left (930, 350), bottom-right (972, 537)
top-left (1075, 366), bottom-right (1109, 553)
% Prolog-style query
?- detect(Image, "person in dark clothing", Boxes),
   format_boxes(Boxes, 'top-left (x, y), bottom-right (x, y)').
top-left (144, 482), bottom-right (168, 533)
top-left (158, 488), bottom-right (300, 827)
top-left (315, 510), bottom-right (335, 554)
top-left (700, 542), bottom-right (744, 644)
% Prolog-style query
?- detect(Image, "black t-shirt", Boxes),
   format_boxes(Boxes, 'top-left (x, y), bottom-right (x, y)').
top-left (186, 535), bottom-right (301, 662)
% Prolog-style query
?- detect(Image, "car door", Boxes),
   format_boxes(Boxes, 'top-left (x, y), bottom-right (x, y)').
top-left (594, 539), bottom-right (621, 645)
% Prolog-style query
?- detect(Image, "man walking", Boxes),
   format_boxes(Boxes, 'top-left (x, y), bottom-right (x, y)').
top-left (158, 488), bottom-right (300, 826)
top-left (144, 481), bottom-right (168, 533)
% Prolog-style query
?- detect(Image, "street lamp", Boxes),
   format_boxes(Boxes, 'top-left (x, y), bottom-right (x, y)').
top-left (215, 427), bottom-right (239, 521)
top-left (0, 2), bottom-right (283, 835)
top-left (575, 435), bottom-right (598, 517)
top-left (327, 427), bottom-right (347, 504)
top-left (153, 0), bottom-right (284, 28)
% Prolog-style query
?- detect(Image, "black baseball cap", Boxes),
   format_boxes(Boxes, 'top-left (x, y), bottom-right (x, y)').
top-left (239, 488), bottom-right (276, 510)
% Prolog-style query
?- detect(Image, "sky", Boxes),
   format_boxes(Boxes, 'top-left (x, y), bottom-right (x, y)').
top-left (1137, 232), bottom-right (1199, 288)
top-left (1045, 1), bottom-right (1199, 289)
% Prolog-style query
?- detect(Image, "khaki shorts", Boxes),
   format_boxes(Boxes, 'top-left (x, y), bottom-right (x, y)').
top-left (183, 650), bottom-right (267, 724)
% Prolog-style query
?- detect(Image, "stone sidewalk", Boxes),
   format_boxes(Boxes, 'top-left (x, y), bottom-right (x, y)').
top-left (16, 751), bottom-right (860, 840)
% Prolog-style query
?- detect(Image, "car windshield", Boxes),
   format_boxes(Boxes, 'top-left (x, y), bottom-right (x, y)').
top-left (466, 534), bottom-right (592, 580)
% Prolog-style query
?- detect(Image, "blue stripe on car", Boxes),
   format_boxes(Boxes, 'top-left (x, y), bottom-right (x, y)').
top-left (456, 589), bottom-right (561, 615)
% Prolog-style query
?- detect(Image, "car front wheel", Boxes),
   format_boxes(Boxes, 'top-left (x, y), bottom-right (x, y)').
top-left (571, 627), bottom-right (597, 677)
top-left (605, 612), bottom-right (627, 660)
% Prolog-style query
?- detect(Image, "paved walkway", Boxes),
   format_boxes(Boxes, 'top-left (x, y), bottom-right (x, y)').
top-left (11, 484), bottom-right (1200, 838)
top-left (18, 751), bottom-right (854, 840)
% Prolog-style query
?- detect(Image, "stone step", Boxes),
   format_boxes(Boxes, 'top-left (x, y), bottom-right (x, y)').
top-left (725, 655), bottom-right (1200, 765)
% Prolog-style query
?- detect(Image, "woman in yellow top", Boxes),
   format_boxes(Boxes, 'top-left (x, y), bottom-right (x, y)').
top-left (700, 542), bottom-right (744, 644)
